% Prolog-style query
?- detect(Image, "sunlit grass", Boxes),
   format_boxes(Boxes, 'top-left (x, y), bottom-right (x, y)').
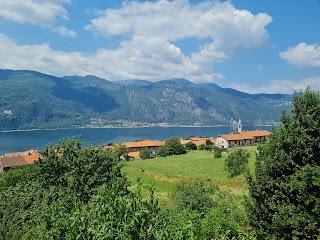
top-left (122, 146), bottom-right (257, 205)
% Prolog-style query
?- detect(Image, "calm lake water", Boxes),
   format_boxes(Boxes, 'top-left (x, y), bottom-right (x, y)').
top-left (0, 126), bottom-right (274, 155)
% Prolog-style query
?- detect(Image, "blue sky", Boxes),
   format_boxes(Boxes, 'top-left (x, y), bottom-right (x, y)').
top-left (0, 0), bottom-right (319, 94)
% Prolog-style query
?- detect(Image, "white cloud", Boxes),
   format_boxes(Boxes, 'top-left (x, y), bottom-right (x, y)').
top-left (0, 0), bottom-right (70, 26)
top-left (84, 0), bottom-right (272, 82)
top-left (230, 77), bottom-right (320, 94)
top-left (280, 43), bottom-right (320, 68)
top-left (53, 26), bottom-right (77, 38)
top-left (0, 0), bottom-right (273, 82)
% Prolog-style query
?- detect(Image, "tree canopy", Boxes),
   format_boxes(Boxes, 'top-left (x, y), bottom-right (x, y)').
top-left (248, 88), bottom-right (320, 239)
top-left (225, 149), bottom-right (250, 177)
top-left (157, 136), bottom-right (186, 157)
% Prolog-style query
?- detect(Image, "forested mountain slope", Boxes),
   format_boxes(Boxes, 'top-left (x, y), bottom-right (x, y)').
top-left (0, 69), bottom-right (291, 130)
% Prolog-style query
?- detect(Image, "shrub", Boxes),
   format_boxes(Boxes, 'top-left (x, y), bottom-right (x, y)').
top-left (140, 148), bottom-right (150, 160)
top-left (185, 141), bottom-right (197, 150)
top-left (225, 149), bottom-right (250, 177)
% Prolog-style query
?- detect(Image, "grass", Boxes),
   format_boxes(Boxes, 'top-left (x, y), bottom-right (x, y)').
top-left (122, 146), bottom-right (257, 205)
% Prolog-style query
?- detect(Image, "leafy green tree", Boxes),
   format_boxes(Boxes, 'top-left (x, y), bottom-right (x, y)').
top-left (205, 139), bottom-right (213, 145)
top-left (225, 149), bottom-right (250, 177)
top-left (157, 137), bottom-right (186, 157)
top-left (213, 147), bottom-right (222, 158)
top-left (185, 141), bottom-right (197, 150)
top-left (0, 138), bottom-right (129, 239)
top-left (248, 88), bottom-right (320, 239)
top-left (140, 148), bottom-right (150, 160)
top-left (112, 142), bottom-right (129, 160)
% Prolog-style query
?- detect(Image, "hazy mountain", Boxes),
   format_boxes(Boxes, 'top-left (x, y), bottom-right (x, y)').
top-left (0, 69), bottom-right (292, 130)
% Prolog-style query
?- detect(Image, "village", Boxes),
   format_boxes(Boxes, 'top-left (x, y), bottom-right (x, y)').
top-left (0, 120), bottom-right (271, 173)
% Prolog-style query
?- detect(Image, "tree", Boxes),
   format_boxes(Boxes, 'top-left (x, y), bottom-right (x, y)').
top-left (225, 149), bottom-right (250, 177)
top-left (206, 139), bottom-right (213, 146)
top-left (248, 88), bottom-right (320, 239)
top-left (185, 141), bottom-right (197, 150)
top-left (157, 137), bottom-right (186, 157)
top-left (213, 147), bottom-right (222, 158)
top-left (140, 148), bottom-right (150, 160)
top-left (112, 142), bottom-right (129, 160)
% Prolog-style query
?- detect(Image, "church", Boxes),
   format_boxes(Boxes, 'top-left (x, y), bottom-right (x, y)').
top-left (215, 120), bottom-right (272, 148)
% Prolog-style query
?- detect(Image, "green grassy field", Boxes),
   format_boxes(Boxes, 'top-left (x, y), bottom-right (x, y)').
top-left (122, 146), bottom-right (257, 205)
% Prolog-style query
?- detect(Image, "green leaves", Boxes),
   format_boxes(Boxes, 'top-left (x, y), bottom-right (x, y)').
top-left (225, 149), bottom-right (250, 178)
top-left (157, 137), bottom-right (186, 157)
top-left (248, 89), bottom-right (320, 239)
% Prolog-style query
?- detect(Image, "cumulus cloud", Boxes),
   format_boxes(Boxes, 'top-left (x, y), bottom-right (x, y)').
top-left (280, 43), bottom-right (320, 68)
top-left (53, 26), bottom-right (77, 38)
top-left (0, 0), bottom-right (70, 26)
top-left (0, 0), bottom-right (272, 82)
top-left (84, 0), bottom-right (272, 82)
top-left (230, 77), bottom-right (320, 94)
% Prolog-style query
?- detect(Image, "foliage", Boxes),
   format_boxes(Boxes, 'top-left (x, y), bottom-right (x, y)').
top-left (112, 142), bottom-right (129, 160)
top-left (185, 141), bottom-right (197, 150)
top-left (198, 143), bottom-right (213, 150)
top-left (206, 139), bottom-right (213, 145)
top-left (248, 88), bottom-right (320, 239)
top-left (0, 137), bottom-right (134, 239)
top-left (140, 148), bottom-right (150, 160)
top-left (66, 181), bottom-right (162, 239)
top-left (168, 182), bottom-right (254, 239)
top-left (172, 182), bottom-right (217, 214)
top-left (0, 139), bottom-right (259, 240)
top-left (214, 147), bottom-right (223, 158)
top-left (225, 149), bottom-right (250, 177)
top-left (157, 136), bottom-right (186, 157)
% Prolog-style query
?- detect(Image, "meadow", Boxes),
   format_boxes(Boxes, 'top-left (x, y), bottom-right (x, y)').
top-left (122, 146), bottom-right (257, 205)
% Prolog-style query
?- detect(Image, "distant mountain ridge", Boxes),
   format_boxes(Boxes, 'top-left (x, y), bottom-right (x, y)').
top-left (0, 69), bottom-right (291, 130)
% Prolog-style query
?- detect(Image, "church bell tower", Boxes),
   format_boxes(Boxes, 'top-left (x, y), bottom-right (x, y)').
top-left (238, 119), bottom-right (242, 133)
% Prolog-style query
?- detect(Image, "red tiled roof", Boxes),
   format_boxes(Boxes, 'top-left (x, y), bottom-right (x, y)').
top-left (0, 155), bottom-right (27, 168)
top-left (23, 153), bottom-right (40, 164)
top-left (181, 138), bottom-right (214, 147)
top-left (221, 130), bottom-right (272, 141)
top-left (125, 140), bottom-right (164, 148)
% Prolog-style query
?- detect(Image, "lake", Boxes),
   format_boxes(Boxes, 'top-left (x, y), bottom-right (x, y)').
top-left (0, 126), bottom-right (274, 155)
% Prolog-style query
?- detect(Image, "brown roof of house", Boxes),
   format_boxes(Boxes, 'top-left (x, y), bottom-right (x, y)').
top-left (125, 140), bottom-right (164, 148)
top-left (181, 138), bottom-right (214, 147)
top-left (0, 155), bottom-right (27, 168)
top-left (221, 130), bottom-right (272, 141)
top-left (0, 151), bottom-right (40, 169)
top-left (5, 149), bottom-right (38, 156)
top-left (23, 153), bottom-right (40, 164)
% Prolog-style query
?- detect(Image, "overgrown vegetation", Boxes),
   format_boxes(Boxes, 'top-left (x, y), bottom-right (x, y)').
top-left (1, 88), bottom-right (319, 239)
top-left (225, 149), bottom-right (250, 177)
top-left (0, 138), bottom-right (253, 239)
top-left (248, 88), bottom-right (320, 239)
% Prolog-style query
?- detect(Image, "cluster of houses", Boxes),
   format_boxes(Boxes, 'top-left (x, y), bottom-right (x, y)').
top-left (1, 120), bottom-right (272, 173)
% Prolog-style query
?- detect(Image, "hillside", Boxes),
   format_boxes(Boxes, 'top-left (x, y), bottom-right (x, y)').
top-left (0, 69), bottom-right (291, 130)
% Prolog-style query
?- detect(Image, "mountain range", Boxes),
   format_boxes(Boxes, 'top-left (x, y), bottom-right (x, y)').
top-left (0, 69), bottom-right (292, 130)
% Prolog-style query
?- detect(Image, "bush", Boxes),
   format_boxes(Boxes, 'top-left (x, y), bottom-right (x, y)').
top-left (225, 149), bottom-right (250, 177)
top-left (140, 148), bottom-right (150, 160)
top-left (172, 182), bottom-right (217, 214)
top-left (185, 141), bottom-right (197, 150)
top-left (157, 136), bottom-right (186, 157)
top-left (213, 147), bottom-right (222, 158)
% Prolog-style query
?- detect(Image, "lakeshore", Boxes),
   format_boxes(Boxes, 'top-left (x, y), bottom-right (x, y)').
top-left (0, 125), bottom-right (274, 156)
